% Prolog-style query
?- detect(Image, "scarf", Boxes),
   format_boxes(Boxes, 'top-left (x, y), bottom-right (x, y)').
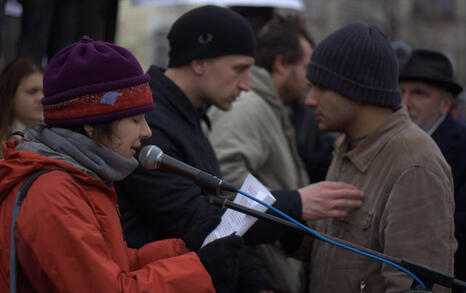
top-left (18, 126), bottom-right (138, 185)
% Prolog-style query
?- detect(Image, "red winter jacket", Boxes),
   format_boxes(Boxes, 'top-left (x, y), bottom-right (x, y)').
top-left (0, 141), bottom-right (215, 293)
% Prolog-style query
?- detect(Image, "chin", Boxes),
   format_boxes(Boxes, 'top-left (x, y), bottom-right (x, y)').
top-left (119, 150), bottom-right (135, 159)
top-left (218, 104), bottom-right (232, 111)
top-left (318, 126), bottom-right (327, 132)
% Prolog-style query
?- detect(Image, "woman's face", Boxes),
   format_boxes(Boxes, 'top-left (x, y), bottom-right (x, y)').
top-left (105, 114), bottom-right (152, 159)
top-left (13, 72), bottom-right (43, 127)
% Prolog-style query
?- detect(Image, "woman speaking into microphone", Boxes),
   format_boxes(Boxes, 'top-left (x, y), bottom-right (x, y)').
top-left (0, 38), bottom-right (244, 293)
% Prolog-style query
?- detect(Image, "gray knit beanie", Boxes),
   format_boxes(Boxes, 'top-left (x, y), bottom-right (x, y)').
top-left (306, 23), bottom-right (401, 108)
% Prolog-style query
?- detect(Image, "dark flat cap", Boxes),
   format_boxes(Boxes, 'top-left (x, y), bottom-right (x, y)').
top-left (399, 49), bottom-right (463, 96)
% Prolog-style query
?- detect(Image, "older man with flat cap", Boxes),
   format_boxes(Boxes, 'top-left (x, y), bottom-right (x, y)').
top-left (399, 49), bottom-right (466, 288)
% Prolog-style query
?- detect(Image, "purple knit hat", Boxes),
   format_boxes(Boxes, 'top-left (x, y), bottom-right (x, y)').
top-left (42, 38), bottom-right (155, 127)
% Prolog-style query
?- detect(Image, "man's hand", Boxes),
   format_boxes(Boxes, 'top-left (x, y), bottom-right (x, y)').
top-left (298, 181), bottom-right (364, 221)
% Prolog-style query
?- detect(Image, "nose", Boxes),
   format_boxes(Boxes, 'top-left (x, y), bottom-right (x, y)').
top-left (401, 92), bottom-right (411, 108)
top-left (140, 118), bottom-right (152, 139)
top-left (238, 72), bottom-right (251, 92)
top-left (35, 89), bottom-right (44, 102)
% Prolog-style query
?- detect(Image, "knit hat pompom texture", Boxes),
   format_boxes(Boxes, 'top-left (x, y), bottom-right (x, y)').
top-left (42, 39), bottom-right (154, 127)
top-left (307, 23), bottom-right (401, 108)
top-left (167, 5), bottom-right (256, 68)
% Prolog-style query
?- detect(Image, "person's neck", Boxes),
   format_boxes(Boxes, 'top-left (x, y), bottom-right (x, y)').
top-left (165, 68), bottom-right (203, 110)
top-left (345, 104), bottom-right (393, 141)
top-left (11, 119), bottom-right (29, 132)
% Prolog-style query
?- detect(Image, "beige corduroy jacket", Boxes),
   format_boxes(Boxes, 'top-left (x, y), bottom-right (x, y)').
top-left (309, 107), bottom-right (456, 293)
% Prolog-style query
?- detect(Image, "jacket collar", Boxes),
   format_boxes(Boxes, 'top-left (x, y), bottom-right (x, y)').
top-left (0, 141), bottom-right (115, 203)
top-left (249, 65), bottom-right (283, 111)
top-left (18, 127), bottom-right (138, 185)
top-left (335, 106), bottom-right (412, 173)
top-left (248, 65), bottom-right (294, 131)
top-left (432, 113), bottom-right (466, 151)
top-left (147, 66), bottom-right (211, 129)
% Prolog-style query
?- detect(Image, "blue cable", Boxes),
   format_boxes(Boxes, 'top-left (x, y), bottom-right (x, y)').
top-left (236, 189), bottom-right (426, 289)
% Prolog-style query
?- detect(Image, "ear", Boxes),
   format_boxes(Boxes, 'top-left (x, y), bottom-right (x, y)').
top-left (272, 55), bottom-right (288, 75)
top-left (83, 124), bottom-right (94, 138)
top-left (191, 59), bottom-right (205, 75)
top-left (440, 96), bottom-right (454, 114)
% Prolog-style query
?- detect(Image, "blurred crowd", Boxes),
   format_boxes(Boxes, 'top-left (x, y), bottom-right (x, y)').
top-left (0, 2), bottom-right (465, 293)
top-left (0, 0), bottom-right (118, 67)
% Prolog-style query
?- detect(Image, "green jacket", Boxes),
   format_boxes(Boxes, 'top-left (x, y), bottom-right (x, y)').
top-left (209, 65), bottom-right (309, 190)
top-left (209, 65), bottom-right (309, 293)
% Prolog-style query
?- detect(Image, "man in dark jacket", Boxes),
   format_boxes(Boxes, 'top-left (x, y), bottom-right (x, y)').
top-left (398, 49), bottom-right (466, 289)
top-left (115, 5), bottom-right (364, 292)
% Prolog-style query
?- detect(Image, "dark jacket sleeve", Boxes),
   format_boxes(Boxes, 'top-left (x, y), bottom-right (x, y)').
top-left (116, 130), bottom-right (223, 249)
top-left (117, 125), bottom-right (303, 252)
top-left (243, 189), bottom-right (303, 251)
top-left (117, 128), bottom-right (276, 291)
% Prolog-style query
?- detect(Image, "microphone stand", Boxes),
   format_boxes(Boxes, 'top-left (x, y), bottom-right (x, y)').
top-left (208, 196), bottom-right (466, 292)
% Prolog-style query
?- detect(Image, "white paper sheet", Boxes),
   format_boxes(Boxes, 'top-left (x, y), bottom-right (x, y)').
top-left (202, 174), bottom-right (276, 247)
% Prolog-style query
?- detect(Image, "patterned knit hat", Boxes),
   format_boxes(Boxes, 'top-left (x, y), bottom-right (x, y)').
top-left (42, 38), bottom-right (155, 127)
top-left (306, 23), bottom-right (401, 108)
top-left (167, 5), bottom-right (256, 68)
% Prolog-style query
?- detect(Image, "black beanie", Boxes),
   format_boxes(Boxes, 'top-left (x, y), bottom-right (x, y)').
top-left (167, 5), bottom-right (256, 68)
top-left (306, 23), bottom-right (401, 108)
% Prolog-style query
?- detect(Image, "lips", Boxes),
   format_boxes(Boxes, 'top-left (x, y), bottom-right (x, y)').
top-left (131, 144), bottom-right (141, 154)
top-left (314, 111), bottom-right (323, 121)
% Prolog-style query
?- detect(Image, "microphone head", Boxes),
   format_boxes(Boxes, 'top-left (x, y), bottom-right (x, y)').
top-left (138, 145), bottom-right (163, 169)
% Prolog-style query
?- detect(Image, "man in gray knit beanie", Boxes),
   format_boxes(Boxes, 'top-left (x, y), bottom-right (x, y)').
top-left (304, 23), bottom-right (456, 293)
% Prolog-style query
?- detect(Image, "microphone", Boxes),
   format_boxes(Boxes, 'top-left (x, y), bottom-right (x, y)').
top-left (138, 145), bottom-right (237, 194)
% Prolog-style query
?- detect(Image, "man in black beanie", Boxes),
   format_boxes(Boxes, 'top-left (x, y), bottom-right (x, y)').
top-left (116, 6), bottom-right (364, 292)
top-left (305, 23), bottom-right (456, 292)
